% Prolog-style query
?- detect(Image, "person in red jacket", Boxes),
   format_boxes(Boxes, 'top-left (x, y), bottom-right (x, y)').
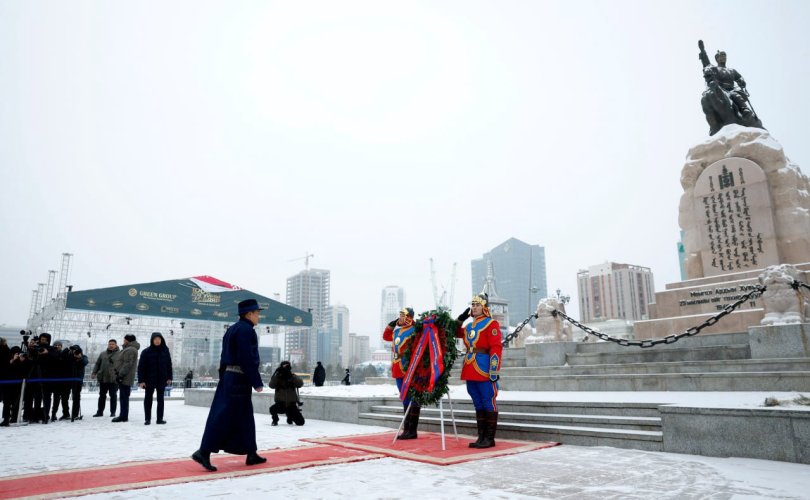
top-left (382, 307), bottom-right (420, 439)
top-left (456, 293), bottom-right (502, 448)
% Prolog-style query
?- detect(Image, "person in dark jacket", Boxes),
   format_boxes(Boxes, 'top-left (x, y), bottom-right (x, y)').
top-left (137, 332), bottom-right (173, 425)
top-left (28, 333), bottom-right (57, 424)
top-left (67, 345), bottom-right (88, 421)
top-left (49, 341), bottom-right (71, 422)
top-left (269, 361), bottom-right (304, 426)
top-left (192, 299), bottom-right (266, 472)
top-left (112, 334), bottom-right (140, 423)
top-left (0, 338), bottom-right (10, 426)
top-left (312, 361), bottom-right (326, 387)
top-left (3, 346), bottom-right (30, 426)
top-left (91, 340), bottom-right (120, 417)
top-left (184, 370), bottom-right (193, 389)
top-left (341, 368), bottom-right (351, 386)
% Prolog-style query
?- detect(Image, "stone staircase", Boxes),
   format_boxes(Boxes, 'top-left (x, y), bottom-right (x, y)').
top-left (499, 332), bottom-right (810, 391)
top-left (358, 397), bottom-right (664, 451)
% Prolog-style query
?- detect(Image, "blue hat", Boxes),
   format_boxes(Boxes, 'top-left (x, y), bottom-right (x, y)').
top-left (238, 299), bottom-right (264, 315)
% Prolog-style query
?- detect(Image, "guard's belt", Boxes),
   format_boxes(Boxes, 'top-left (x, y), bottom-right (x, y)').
top-left (467, 348), bottom-right (489, 355)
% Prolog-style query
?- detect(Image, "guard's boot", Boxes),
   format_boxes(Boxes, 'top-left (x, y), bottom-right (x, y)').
top-left (477, 411), bottom-right (498, 449)
top-left (191, 450), bottom-right (217, 472)
top-left (397, 406), bottom-right (420, 440)
top-left (468, 410), bottom-right (486, 448)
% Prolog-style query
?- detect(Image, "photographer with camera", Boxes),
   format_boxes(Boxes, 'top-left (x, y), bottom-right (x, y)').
top-left (24, 333), bottom-right (57, 424)
top-left (67, 345), bottom-right (88, 421)
top-left (268, 360), bottom-right (304, 426)
top-left (2, 346), bottom-right (30, 426)
top-left (49, 341), bottom-right (71, 422)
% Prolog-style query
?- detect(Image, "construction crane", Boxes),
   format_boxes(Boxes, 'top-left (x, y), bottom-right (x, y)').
top-left (429, 259), bottom-right (457, 310)
top-left (288, 252), bottom-right (315, 271)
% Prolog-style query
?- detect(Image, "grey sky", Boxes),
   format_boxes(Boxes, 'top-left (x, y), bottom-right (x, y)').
top-left (2, 1), bottom-right (809, 339)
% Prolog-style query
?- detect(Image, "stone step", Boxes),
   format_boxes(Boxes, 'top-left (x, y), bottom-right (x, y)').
top-left (358, 412), bottom-right (663, 451)
top-left (501, 357), bottom-right (810, 377)
top-left (566, 344), bottom-right (751, 366)
top-left (500, 370), bottom-right (810, 391)
top-left (371, 398), bottom-right (665, 418)
top-left (368, 405), bottom-right (662, 431)
top-left (572, 331), bottom-right (750, 354)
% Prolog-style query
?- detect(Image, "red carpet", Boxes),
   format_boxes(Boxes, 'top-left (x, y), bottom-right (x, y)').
top-left (303, 431), bottom-right (561, 466)
top-left (0, 445), bottom-right (383, 500)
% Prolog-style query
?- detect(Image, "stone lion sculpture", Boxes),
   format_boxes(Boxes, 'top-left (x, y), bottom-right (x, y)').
top-left (758, 264), bottom-right (808, 325)
top-left (524, 297), bottom-right (572, 344)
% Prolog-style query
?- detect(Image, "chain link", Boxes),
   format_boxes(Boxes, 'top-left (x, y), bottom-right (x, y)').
top-left (502, 314), bottom-right (538, 347)
top-left (502, 279), bottom-right (810, 348)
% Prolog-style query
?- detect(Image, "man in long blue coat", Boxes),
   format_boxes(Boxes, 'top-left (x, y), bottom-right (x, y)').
top-left (192, 299), bottom-right (266, 471)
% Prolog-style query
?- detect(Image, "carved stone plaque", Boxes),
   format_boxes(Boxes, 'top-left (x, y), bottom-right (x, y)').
top-left (692, 157), bottom-right (780, 277)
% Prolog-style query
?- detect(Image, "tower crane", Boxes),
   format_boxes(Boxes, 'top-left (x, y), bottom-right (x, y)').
top-left (288, 252), bottom-right (315, 271)
top-left (429, 259), bottom-right (458, 310)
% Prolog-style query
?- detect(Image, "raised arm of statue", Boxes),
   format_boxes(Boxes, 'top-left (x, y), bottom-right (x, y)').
top-left (698, 40), bottom-right (711, 68)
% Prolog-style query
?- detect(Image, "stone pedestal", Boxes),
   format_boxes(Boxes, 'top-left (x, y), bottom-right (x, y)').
top-left (635, 125), bottom-right (810, 340)
top-left (749, 323), bottom-right (810, 359)
top-left (525, 341), bottom-right (577, 367)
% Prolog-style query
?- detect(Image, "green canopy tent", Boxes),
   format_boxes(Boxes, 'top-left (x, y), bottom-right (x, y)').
top-left (65, 275), bottom-right (312, 326)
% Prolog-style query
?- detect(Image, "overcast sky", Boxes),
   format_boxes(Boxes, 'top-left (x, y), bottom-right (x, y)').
top-left (2, 0), bottom-right (809, 339)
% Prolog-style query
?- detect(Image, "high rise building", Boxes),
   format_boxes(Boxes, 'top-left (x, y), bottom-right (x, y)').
top-left (285, 269), bottom-right (330, 365)
top-left (576, 262), bottom-right (656, 322)
top-left (471, 238), bottom-right (547, 326)
top-left (379, 285), bottom-right (405, 350)
top-left (327, 303), bottom-right (350, 366)
top-left (380, 286), bottom-right (405, 331)
top-left (347, 333), bottom-right (370, 367)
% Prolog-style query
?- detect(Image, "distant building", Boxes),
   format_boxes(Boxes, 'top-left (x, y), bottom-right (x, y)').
top-left (379, 285), bottom-right (405, 350)
top-left (347, 333), bottom-right (370, 366)
top-left (677, 230), bottom-right (687, 281)
top-left (285, 269), bottom-right (330, 365)
top-left (479, 259), bottom-right (510, 334)
top-left (315, 327), bottom-right (342, 368)
top-left (577, 262), bottom-right (656, 322)
top-left (471, 238), bottom-right (547, 325)
top-left (326, 304), bottom-right (350, 367)
top-left (258, 346), bottom-right (281, 366)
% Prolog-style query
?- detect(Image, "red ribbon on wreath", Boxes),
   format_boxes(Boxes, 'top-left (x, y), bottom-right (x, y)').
top-left (400, 316), bottom-right (444, 400)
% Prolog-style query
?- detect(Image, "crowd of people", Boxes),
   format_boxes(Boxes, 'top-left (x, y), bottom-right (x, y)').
top-left (0, 331), bottom-right (176, 427)
top-left (0, 333), bottom-right (88, 426)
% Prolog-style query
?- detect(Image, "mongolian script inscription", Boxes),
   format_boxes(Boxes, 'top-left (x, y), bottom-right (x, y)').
top-left (693, 158), bottom-right (779, 277)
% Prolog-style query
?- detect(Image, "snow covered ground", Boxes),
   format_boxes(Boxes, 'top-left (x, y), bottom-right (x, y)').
top-left (2, 389), bottom-right (809, 499)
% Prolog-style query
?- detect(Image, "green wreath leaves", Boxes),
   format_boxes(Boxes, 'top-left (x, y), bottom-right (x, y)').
top-left (401, 308), bottom-right (459, 407)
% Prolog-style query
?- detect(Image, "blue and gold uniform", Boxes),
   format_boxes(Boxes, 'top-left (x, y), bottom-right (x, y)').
top-left (382, 307), bottom-right (421, 440)
top-left (455, 293), bottom-right (503, 448)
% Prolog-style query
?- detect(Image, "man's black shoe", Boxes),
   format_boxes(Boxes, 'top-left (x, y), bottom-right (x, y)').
top-left (59, 415), bottom-right (70, 421)
top-left (92, 412), bottom-right (103, 417)
top-left (192, 450), bottom-right (217, 472)
top-left (144, 420), bottom-right (151, 425)
top-left (245, 453), bottom-right (267, 466)
top-left (111, 417), bottom-right (127, 422)
top-left (156, 420), bottom-right (166, 424)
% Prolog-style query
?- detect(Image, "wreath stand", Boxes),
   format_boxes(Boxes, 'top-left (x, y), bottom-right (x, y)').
top-left (392, 395), bottom-right (460, 450)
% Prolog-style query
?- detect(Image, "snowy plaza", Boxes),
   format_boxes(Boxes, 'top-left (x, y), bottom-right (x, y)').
top-left (2, 386), bottom-right (810, 499)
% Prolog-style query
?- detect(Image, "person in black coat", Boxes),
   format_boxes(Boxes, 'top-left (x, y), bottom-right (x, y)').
top-left (49, 341), bottom-right (71, 422)
top-left (0, 338), bottom-right (10, 425)
top-left (312, 361), bottom-right (326, 387)
top-left (3, 346), bottom-right (30, 426)
top-left (67, 345), bottom-right (89, 421)
top-left (269, 361), bottom-right (305, 426)
top-left (137, 332), bottom-right (173, 425)
top-left (192, 299), bottom-right (266, 472)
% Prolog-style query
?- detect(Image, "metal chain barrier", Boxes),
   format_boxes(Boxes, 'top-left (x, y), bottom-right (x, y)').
top-left (503, 278), bottom-right (810, 348)
top-left (502, 313), bottom-right (537, 347)
top-left (551, 285), bottom-right (766, 347)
